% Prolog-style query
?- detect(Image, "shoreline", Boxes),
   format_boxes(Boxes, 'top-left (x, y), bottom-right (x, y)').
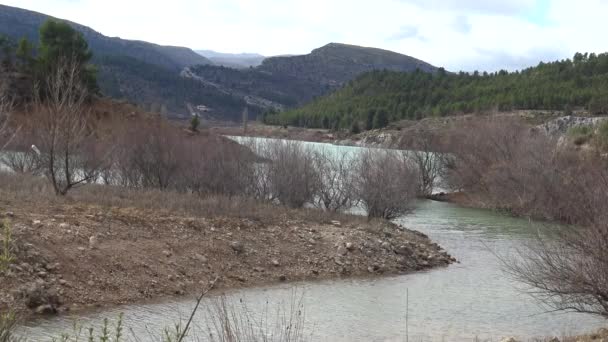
top-left (0, 185), bottom-right (454, 318)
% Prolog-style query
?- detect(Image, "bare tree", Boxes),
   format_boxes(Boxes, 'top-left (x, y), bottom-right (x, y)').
top-left (354, 149), bottom-right (419, 220)
top-left (398, 127), bottom-right (447, 197)
top-left (32, 57), bottom-right (110, 195)
top-left (314, 149), bottom-right (356, 212)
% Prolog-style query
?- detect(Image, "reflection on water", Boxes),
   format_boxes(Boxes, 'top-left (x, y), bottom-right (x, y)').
top-left (18, 200), bottom-right (605, 341)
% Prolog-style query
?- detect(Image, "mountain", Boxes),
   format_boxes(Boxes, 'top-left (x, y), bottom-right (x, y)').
top-left (265, 52), bottom-right (608, 130)
top-left (185, 43), bottom-right (438, 115)
top-left (0, 5), bottom-right (438, 121)
top-left (0, 4), bottom-right (212, 71)
top-left (196, 50), bottom-right (265, 69)
top-left (258, 43), bottom-right (437, 86)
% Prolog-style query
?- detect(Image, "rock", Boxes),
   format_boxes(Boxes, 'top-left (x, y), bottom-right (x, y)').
top-left (230, 241), bottom-right (245, 254)
top-left (77, 247), bottom-right (86, 252)
top-left (500, 338), bottom-right (519, 342)
top-left (194, 253), bottom-right (208, 263)
top-left (58, 223), bottom-right (69, 229)
top-left (330, 220), bottom-right (341, 226)
top-left (5, 212), bottom-right (14, 218)
top-left (394, 245), bottom-right (413, 257)
top-left (88, 235), bottom-right (98, 250)
top-left (22, 283), bottom-right (60, 312)
top-left (162, 250), bottom-right (172, 257)
top-left (336, 245), bottom-right (348, 256)
top-left (35, 304), bottom-right (57, 315)
top-left (381, 241), bottom-right (391, 250)
top-left (345, 242), bottom-right (354, 251)
top-left (271, 259), bottom-right (280, 267)
top-left (32, 220), bottom-right (43, 228)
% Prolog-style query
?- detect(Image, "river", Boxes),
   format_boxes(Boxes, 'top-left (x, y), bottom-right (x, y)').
top-left (16, 138), bottom-right (606, 341)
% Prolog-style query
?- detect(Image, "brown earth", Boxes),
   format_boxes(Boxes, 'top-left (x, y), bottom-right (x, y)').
top-left (0, 179), bottom-right (454, 317)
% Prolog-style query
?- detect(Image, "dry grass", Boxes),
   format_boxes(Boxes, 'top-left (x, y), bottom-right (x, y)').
top-left (0, 171), bottom-right (367, 227)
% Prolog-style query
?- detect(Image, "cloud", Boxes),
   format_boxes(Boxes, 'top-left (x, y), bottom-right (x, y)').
top-left (452, 15), bottom-right (472, 34)
top-left (399, 0), bottom-right (536, 15)
top-left (389, 26), bottom-right (426, 41)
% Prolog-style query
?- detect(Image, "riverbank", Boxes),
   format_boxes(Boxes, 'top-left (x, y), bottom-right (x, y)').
top-left (0, 173), bottom-right (454, 317)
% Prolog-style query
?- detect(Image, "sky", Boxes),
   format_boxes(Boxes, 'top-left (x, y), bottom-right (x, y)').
top-left (3, 0), bottom-right (608, 72)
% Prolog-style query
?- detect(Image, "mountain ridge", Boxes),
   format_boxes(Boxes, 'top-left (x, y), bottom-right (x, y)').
top-left (0, 4), bottom-right (212, 71)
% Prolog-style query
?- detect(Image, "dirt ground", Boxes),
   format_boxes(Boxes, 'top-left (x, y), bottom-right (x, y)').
top-left (0, 188), bottom-right (453, 317)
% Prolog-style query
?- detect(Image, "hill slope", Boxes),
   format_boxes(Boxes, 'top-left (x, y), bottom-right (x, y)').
top-left (258, 43), bottom-right (437, 86)
top-left (186, 43), bottom-right (438, 114)
top-left (266, 53), bottom-right (608, 129)
top-left (0, 4), bottom-right (212, 71)
top-left (196, 50), bottom-right (265, 69)
top-left (0, 4), bottom-right (241, 119)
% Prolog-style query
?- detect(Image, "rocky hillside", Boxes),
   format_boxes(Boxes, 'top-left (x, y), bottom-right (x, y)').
top-left (259, 43), bottom-right (437, 86)
top-left (186, 43), bottom-right (438, 116)
top-left (0, 4), bottom-right (211, 71)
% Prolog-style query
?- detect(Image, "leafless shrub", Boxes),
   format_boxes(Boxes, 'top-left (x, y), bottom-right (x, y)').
top-left (0, 150), bottom-right (41, 175)
top-left (31, 57), bottom-right (111, 195)
top-left (177, 139), bottom-right (254, 197)
top-left (353, 149), bottom-right (419, 219)
top-left (506, 215), bottom-right (608, 318)
top-left (397, 127), bottom-right (448, 197)
top-left (314, 149), bottom-right (356, 212)
top-left (113, 118), bottom-right (182, 189)
top-left (265, 140), bottom-right (322, 208)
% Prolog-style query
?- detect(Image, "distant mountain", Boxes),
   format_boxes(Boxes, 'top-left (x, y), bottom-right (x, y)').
top-left (196, 50), bottom-right (265, 69)
top-left (258, 43), bottom-right (437, 86)
top-left (186, 43), bottom-right (438, 113)
top-left (0, 4), bottom-right (212, 71)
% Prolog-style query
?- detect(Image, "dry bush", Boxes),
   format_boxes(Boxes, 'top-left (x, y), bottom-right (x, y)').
top-left (0, 144), bottom-right (41, 175)
top-left (314, 149), bottom-right (356, 212)
top-left (397, 127), bottom-right (448, 197)
top-left (442, 117), bottom-right (585, 221)
top-left (265, 140), bottom-right (322, 208)
top-left (113, 118), bottom-right (182, 189)
top-left (354, 149), bottom-right (419, 219)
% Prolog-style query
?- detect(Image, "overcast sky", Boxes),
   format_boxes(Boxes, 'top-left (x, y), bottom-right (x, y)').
top-left (4, 0), bottom-right (608, 72)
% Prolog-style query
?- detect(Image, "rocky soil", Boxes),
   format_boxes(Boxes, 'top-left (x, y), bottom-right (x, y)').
top-left (0, 202), bottom-right (453, 317)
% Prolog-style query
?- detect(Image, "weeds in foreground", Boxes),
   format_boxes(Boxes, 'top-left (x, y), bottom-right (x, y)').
top-left (0, 220), bottom-right (15, 272)
top-left (0, 311), bottom-right (19, 342)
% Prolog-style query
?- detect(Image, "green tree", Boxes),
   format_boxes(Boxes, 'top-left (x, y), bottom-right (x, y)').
top-left (373, 109), bottom-right (388, 129)
top-left (38, 20), bottom-right (97, 92)
top-left (0, 35), bottom-right (14, 69)
top-left (350, 120), bottom-right (361, 134)
top-left (365, 109), bottom-right (375, 130)
top-left (15, 38), bottom-right (35, 73)
top-left (190, 114), bottom-right (200, 132)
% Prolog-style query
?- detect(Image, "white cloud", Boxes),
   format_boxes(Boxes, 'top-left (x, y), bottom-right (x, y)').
top-left (4, 0), bottom-right (608, 72)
